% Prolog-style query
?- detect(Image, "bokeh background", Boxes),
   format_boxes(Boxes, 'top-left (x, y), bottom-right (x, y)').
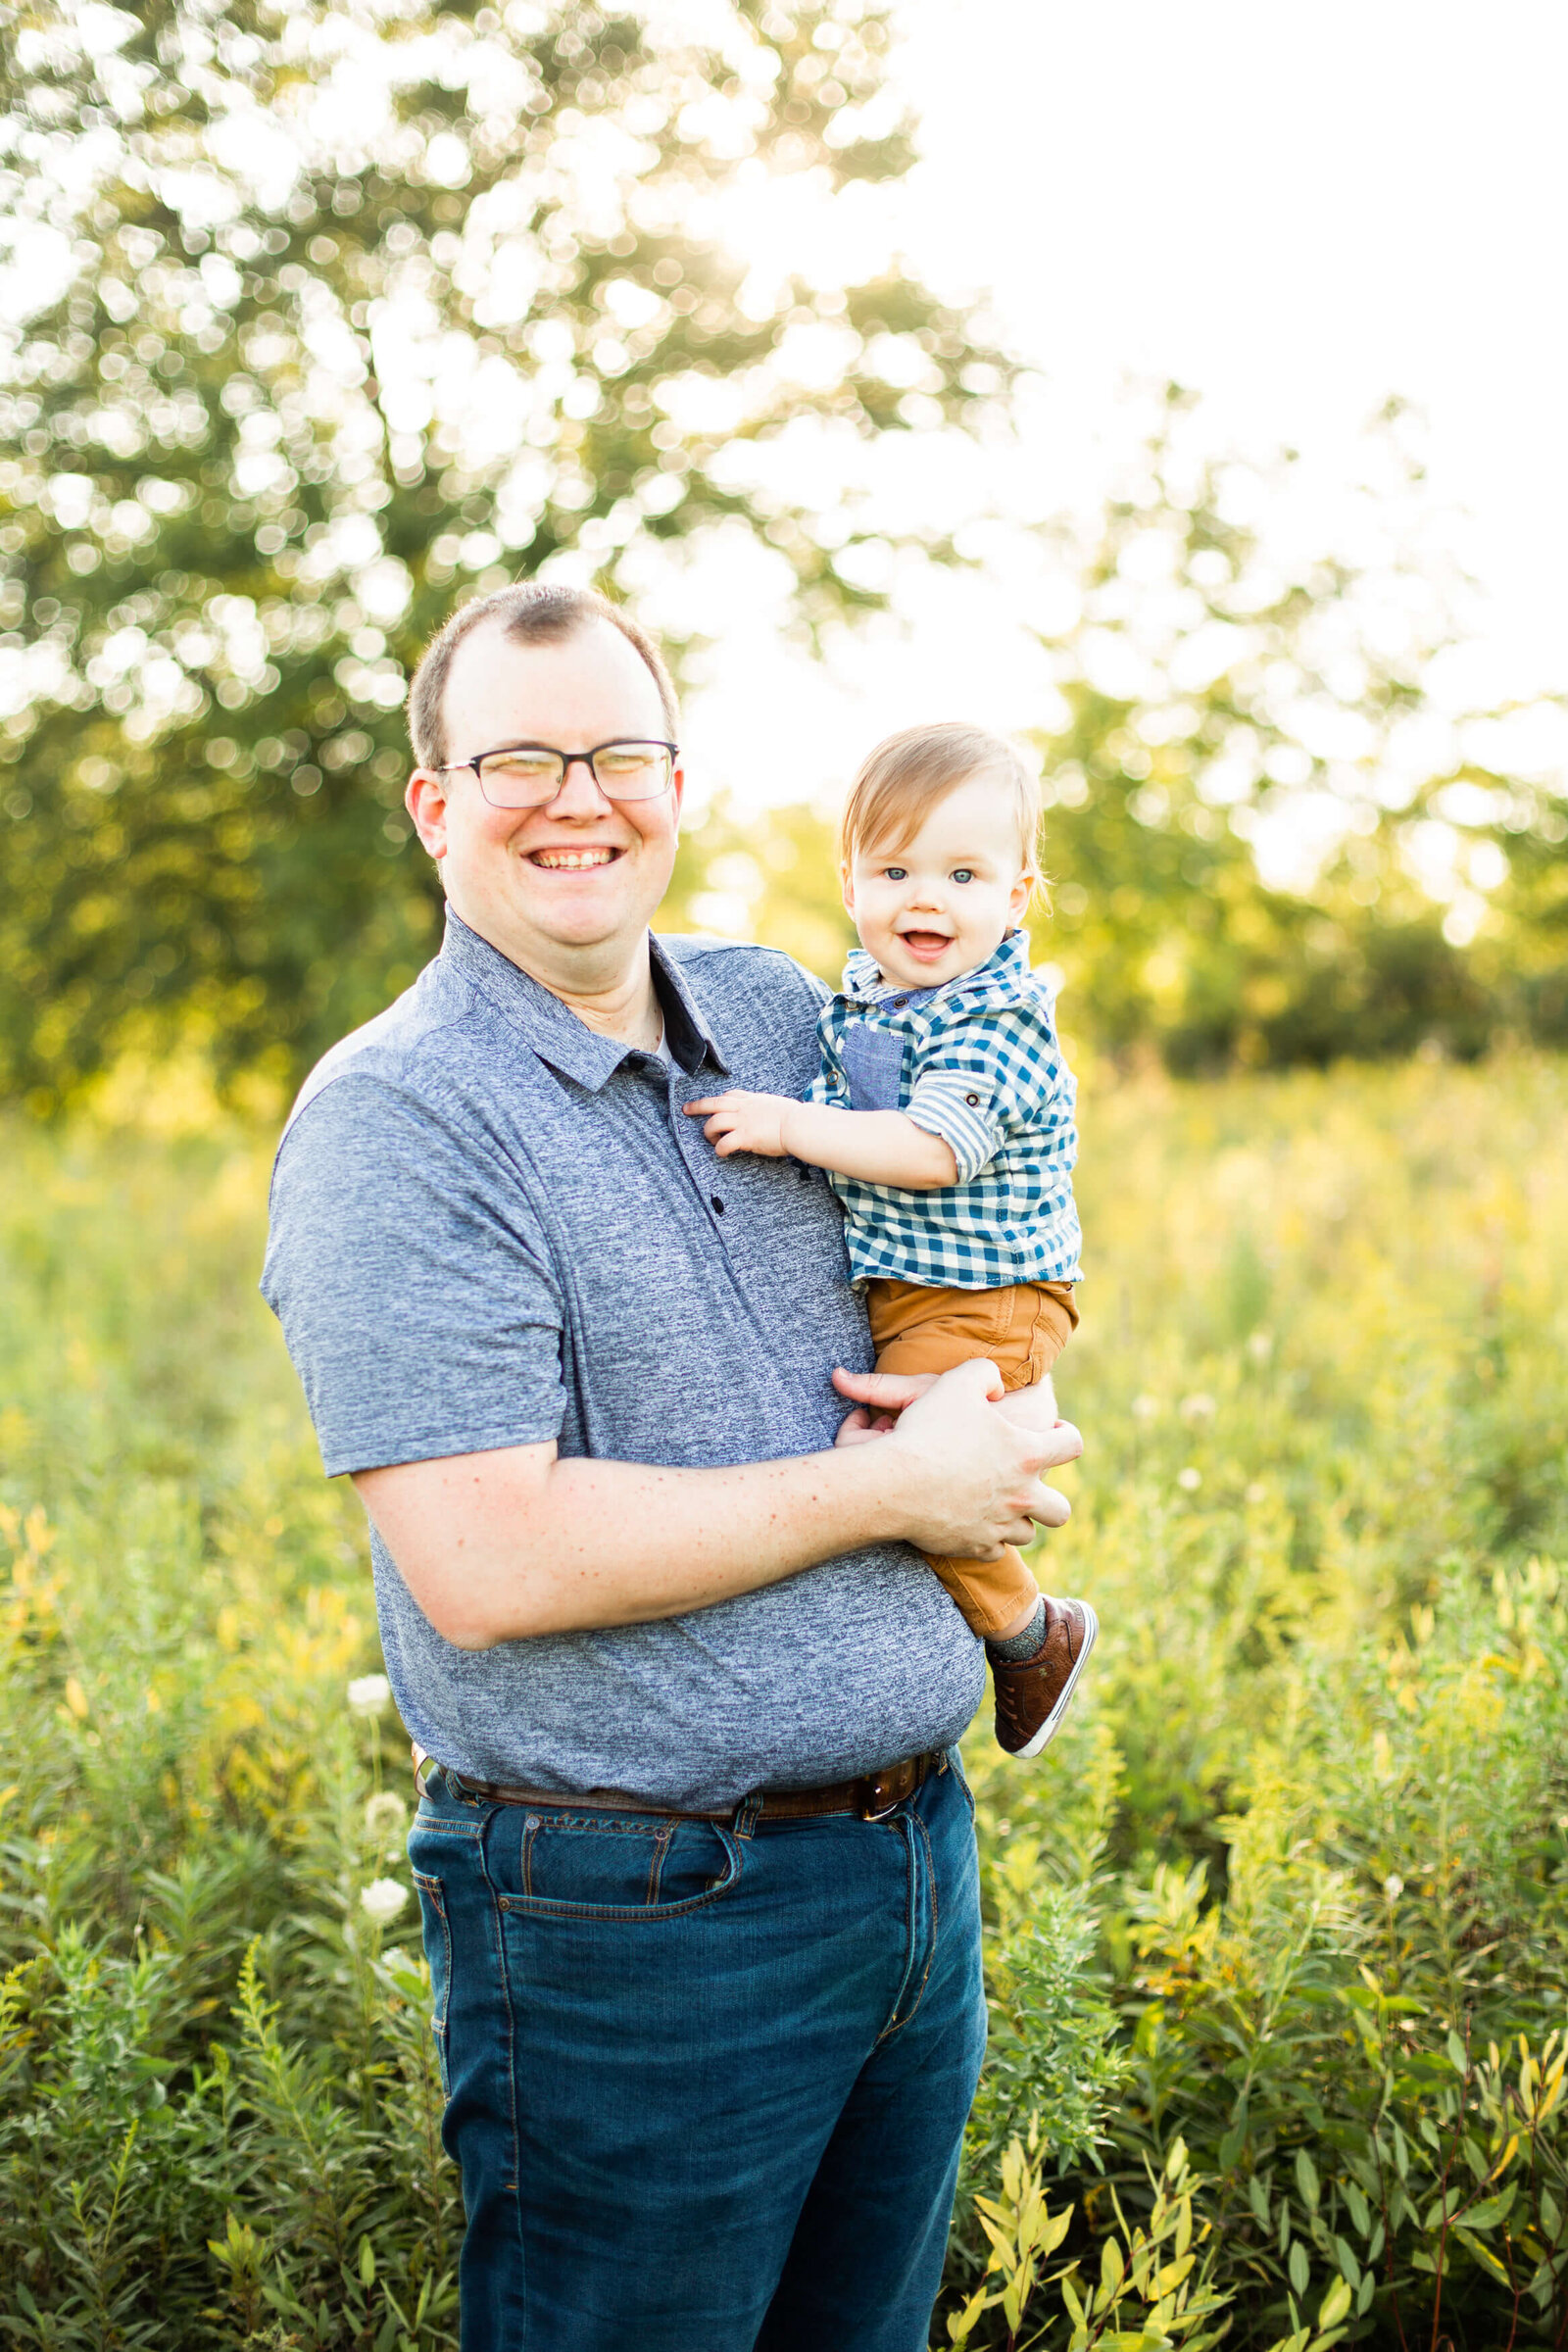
top-left (5, 6), bottom-right (1568, 2349)
top-left (3, 0), bottom-right (1565, 1104)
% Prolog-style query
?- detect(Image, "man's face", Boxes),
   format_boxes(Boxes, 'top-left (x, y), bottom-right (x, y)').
top-left (406, 617), bottom-right (684, 981)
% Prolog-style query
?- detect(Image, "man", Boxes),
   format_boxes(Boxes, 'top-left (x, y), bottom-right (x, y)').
top-left (262, 582), bottom-right (1084, 2350)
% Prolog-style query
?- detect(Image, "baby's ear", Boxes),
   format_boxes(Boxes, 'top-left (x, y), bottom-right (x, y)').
top-left (839, 859), bottom-right (856, 913)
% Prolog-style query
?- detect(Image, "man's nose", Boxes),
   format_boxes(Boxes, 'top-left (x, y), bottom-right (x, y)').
top-left (544, 757), bottom-right (614, 818)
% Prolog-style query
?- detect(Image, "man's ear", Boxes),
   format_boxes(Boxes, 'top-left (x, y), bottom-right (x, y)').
top-left (406, 770), bottom-right (451, 860)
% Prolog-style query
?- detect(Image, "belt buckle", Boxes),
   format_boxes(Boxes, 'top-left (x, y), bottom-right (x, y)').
top-left (860, 1764), bottom-right (908, 1822)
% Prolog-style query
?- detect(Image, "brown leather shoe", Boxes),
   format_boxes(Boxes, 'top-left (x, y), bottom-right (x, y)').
top-left (991, 1596), bottom-right (1099, 1757)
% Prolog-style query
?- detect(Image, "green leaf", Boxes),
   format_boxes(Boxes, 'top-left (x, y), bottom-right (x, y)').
top-left (1289, 2239), bottom-right (1310, 2296)
top-left (1318, 2276), bottom-right (1352, 2328)
top-left (1248, 2176), bottom-right (1271, 2229)
top-left (1459, 2185), bottom-right (1517, 2231)
top-left (1453, 2227), bottom-right (1510, 2284)
top-left (1296, 2149), bottom-right (1320, 2213)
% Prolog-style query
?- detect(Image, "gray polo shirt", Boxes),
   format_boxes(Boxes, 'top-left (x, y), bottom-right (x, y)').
top-left (262, 910), bottom-right (984, 1809)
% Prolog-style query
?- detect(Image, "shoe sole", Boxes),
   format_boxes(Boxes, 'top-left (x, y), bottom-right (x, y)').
top-left (1009, 1600), bottom-right (1099, 1759)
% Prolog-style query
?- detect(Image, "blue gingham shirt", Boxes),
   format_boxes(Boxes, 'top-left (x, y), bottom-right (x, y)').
top-left (807, 930), bottom-right (1083, 1291)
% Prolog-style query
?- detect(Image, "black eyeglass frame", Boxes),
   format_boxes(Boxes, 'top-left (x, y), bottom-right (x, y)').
top-left (435, 738), bottom-right (680, 807)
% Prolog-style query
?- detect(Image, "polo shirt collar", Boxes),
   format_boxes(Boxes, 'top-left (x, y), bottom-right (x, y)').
top-left (440, 909), bottom-right (727, 1090)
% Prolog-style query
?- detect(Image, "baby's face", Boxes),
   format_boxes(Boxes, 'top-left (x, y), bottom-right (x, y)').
top-left (842, 775), bottom-right (1033, 992)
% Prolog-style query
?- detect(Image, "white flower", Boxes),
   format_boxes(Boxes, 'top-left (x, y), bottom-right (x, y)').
top-left (1180, 1393), bottom-right (1216, 1422)
top-left (347, 1674), bottom-right (392, 1717)
top-left (366, 1791), bottom-right (408, 1841)
top-left (1383, 1873), bottom-right (1404, 1903)
top-left (1177, 1466), bottom-right (1202, 1493)
top-left (1131, 1394), bottom-right (1161, 1423)
top-left (360, 1877), bottom-right (409, 1926)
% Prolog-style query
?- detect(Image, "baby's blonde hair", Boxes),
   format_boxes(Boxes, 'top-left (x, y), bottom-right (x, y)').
top-left (839, 722), bottom-right (1043, 885)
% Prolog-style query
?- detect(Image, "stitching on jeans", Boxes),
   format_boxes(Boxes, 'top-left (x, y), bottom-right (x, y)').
top-left (474, 1815), bottom-right (529, 2335)
top-left (895, 1810), bottom-right (941, 2032)
top-left (646, 1823), bottom-right (675, 1905)
top-left (495, 1825), bottom-right (745, 1923)
top-left (874, 1814), bottom-right (919, 2045)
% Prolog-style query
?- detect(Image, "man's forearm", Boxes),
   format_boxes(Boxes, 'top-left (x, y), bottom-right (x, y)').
top-left (356, 1437), bottom-right (925, 1650)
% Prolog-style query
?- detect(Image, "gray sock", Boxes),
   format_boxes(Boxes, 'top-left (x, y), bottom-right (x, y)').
top-left (986, 1595), bottom-right (1047, 1664)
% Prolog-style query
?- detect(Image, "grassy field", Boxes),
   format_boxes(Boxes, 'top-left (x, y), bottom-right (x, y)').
top-left (3, 1054), bottom-right (1567, 2349)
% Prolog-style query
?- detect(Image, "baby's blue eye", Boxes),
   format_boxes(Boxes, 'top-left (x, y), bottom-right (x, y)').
top-left (884, 866), bottom-right (906, 881)
top-left (952, 868), bottom-right (975, 885)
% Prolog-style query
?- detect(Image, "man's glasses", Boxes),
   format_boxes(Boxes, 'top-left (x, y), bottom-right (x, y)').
top-left (437, 740), bottom-right (678, 808)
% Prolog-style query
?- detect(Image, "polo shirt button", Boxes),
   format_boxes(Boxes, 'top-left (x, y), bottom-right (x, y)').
top-left (710, 1195), bottom-right (725, 1214)
top-left (965, 1093), bottom-right (980, 1105)
top-left (892, 997), bottom-right (907, 1007)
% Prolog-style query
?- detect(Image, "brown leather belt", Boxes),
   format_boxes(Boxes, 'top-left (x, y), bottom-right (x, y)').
top-left (413, 1742), bottom-right (944, 1824)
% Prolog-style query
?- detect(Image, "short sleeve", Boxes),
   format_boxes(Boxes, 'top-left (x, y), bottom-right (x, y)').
top-left (261, 1074), bottom-right (566, 1478)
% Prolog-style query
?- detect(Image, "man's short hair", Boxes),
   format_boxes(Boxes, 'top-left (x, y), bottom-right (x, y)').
top-left (840, 721), bottom-right (1042, 879)
top-left (408, 582), bottom-right (680, 771)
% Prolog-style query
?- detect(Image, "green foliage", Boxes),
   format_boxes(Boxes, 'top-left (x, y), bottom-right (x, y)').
top-left (3, 1057), bottom-right (1568, 2345)
top-left (0, 0), bottom-right (1004, 1103)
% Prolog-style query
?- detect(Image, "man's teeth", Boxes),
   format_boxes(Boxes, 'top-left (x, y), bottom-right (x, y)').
top-left (533, 849), bottom-right (616, 869)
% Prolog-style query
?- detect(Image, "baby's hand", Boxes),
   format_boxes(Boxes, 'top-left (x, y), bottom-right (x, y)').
top-left (685, 1090), bottom-right (795, 1158)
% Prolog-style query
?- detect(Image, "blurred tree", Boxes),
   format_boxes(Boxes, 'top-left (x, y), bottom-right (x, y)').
top-left (0, 0), bottom-right (1005, 1103)
top-left (666, 392), bottom-right (1568, 1069)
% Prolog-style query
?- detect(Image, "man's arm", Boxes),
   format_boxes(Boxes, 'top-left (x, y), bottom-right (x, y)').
top-left (354, 1359), bottom-right (1081, 1649)
top-left (685, 1090), bottom-right (958, 1191)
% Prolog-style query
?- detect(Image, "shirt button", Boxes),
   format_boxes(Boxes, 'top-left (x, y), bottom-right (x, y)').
top-left (892, 997), bottom-right (907, 1007)
top-left (710, 1195), bottom-right (725, 1214)
top-left (965, 1093), bottom-right (980, 1105)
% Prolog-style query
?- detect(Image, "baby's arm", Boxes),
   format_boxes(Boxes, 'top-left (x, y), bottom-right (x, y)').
top-left (685, 1092), bottom-right (958, 1192)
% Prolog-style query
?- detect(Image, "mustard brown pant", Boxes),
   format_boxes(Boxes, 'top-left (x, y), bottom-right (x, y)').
top-left (865, 1277), bottom-right (1079, 1641)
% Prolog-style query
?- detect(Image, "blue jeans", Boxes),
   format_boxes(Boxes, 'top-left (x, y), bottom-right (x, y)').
top-left (409, 1753), bottom-right (986, 2351)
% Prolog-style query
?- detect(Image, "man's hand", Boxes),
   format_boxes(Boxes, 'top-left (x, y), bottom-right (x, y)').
top-left (686, 1090), bottom-right (794, 1158)
top-left (836, 1360), bottom-right (1081, 1554)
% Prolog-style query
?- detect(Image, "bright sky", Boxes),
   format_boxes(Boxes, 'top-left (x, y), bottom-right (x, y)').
top-left (681, 0), bottom-right (1568, 809)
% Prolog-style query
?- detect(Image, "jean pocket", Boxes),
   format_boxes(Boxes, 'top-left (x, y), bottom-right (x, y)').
top-left (411, 1869), bottom-right (453, 2095)
top-left (493, 1810), bottom-right (745, 1922)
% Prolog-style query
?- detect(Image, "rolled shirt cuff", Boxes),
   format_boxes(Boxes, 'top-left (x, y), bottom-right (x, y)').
top-left (905, 1075), bottom-right (1004, 1184)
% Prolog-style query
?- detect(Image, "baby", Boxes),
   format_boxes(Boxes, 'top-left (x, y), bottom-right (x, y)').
top-left (686, 720), bottom-right (1097, 1757)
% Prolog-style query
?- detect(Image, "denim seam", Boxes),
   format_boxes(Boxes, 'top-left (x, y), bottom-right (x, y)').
top-left (879, 1807), bottom-right (941, 2041)
top-left (874, 1813), bottom-right (919, 2046)
top-left (410, 1870), bottom-right (453, 2095)
top-left (495, 1823), bottom-right (745, 1923)
top-left (475, 1814), bottom-right (529, 2342)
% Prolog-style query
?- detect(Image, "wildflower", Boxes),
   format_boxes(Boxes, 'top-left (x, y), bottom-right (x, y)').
top-left (1131, 1395), bottom-right (1160, 1423)
top-left (347, 1673), bottom-right (392, 1716)
top-left (1179, 1393), bottom-right (1215, 1422)
top-left (361, 1878), bottom-right (409, 1926)
top-left (366, 1790), bottom-right (408, 1840)
top-left (1383, 1873), bottom-right (1404, 1903)
top-left (1177, 1466), bottom-right (1201, 1493)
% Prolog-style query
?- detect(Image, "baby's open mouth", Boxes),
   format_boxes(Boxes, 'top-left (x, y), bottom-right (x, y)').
top-left (897, 929), bottom-right (954, 955)
top-left (529, 847), bottom-right (622, 870)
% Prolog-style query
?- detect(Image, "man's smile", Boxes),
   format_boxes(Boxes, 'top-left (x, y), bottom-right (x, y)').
top-left (528, 846), bottom-right (623, 870)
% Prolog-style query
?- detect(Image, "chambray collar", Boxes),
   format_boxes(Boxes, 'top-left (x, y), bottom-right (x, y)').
top-left (841, 927), bottom-right (1032, 1008)
top-left (440, 909), bottom-right (728, 1090)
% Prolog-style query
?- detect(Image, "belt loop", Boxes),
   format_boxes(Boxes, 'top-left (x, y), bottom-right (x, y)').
top-left (733, 1793), bottom-right (763, 1840)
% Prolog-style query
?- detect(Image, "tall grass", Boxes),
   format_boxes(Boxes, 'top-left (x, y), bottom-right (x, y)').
top-left (2, 1055), bottom-right (1566, 2348)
